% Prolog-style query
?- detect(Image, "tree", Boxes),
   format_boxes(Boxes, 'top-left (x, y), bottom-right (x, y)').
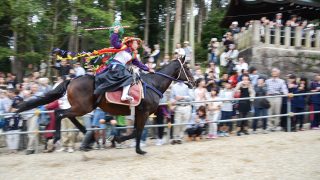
top-left (164, 0), bottom-right (170, 56)
top-left (144, 0), bottom-right (150, 44)
top-left (173, 0), bottom-right (183, 52)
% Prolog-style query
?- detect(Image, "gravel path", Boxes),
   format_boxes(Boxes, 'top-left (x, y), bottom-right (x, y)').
top-left (1, 130), bottom-right (320, 180)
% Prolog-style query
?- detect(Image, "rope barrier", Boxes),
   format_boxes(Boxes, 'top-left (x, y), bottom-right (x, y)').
top-left (1, 110), bottom-right (319, 136)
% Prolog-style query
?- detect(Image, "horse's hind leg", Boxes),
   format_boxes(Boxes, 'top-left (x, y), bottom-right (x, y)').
top-left (135, 112), bottom-right (149, 155)
top-left (53, 109), bottom-right (69, 144)
top-left (53, 108), bottom-right (87, 144)
top-left (69, 117), bottom-right (86, 134)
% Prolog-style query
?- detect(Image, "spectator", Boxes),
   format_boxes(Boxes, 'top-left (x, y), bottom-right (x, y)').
top-left (220, 44), bottom-right (239, 67)
top-left (207, 88), bottom-right (221, 139)
top-left (42, 100), bottom-right (59, 153)
top-left (193, 69), bottom-right (204, 81)
top-left (218, 81), bottom-right (234, 137)
top-left (174, 43), bottom-right (185, 56)
top-left (305, 24), bottom-right (315, 38)
top-left (170, 82), bottom-right (193, 144)
top-left (208, 38), bottom-right (219, 64)
top-left (150, 44), bottom-right (161, 64)
top-left (51, 59), bottom-right (72, 77)
top-left (217, 73), bottom-right (229, 88)
top-left (249, 67), bottom-right (259, 86)
top-left (0, 77), bottom-right (7, 90)
top-left (145, 57), bottom-right (156, 71)
top-left (265, 68), bottom-right (288, 131)
top-left (56, 93), bottom-right (77, 153)
top-left (310, 74), bottom-right (320, 129)
top-left (160, 55), bottom-right (170, 67)
top-left (205, 71), bottom-right (217, 92)
top-left (38, 77), bottom-right (52, 93)
top-left (194, 78), bottom-right (209, 110)
top-left (235, 57), bottom-right (249, 74)
top-left (273, 13), bottom-right (284, 27)
top-left (39, 60), bottom-right (48, 77)
top-left (186, 106), bottom-right (207, 141)
top-left (289, 76), bottom-right (307, 131)
top-left (252, 77), bottom-right (269, 134)
top-left (205, 62), bottom-right (220, 80)
top-left (74, 62), bottom-right (86, 77)
top-left (183, 41), bottom-right (192, 63)
top-left (229, 21), bottom-right (240, 35)
top-left (155, 95), bottom-right (170, 146)
top-left (22, 84), bottom-right (43, 155)
top-left (234, 75), bottom-right (255, 136)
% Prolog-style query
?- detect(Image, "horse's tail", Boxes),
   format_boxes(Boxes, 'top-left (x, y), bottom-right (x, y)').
top-left (16, 80), bottom-right (71, 113)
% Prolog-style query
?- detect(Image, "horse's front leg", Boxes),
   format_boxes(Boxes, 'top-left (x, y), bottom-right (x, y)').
top-left (135, 113), bottom-right (149, 155)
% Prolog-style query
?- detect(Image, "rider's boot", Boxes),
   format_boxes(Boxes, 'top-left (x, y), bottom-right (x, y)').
top-left (121, 85), bottom-right (134, 101)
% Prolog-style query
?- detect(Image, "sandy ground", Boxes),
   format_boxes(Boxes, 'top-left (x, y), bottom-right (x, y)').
top-left (0, 130), bottom-right (320, 180)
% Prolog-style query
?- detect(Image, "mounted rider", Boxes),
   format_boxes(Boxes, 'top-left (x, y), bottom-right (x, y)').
top-left (94, 21), bottom-right (155, 101)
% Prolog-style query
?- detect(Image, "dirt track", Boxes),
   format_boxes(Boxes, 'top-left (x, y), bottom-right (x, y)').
top-left (1, 130), bottom-right (320, 180)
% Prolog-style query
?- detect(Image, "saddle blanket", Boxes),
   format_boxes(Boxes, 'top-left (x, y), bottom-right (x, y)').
top-left (105, 82), bottom-right (143, 106)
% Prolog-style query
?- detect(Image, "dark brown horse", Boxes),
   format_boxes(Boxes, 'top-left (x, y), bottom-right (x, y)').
top-left (17, 57), bottom-right (194, 155)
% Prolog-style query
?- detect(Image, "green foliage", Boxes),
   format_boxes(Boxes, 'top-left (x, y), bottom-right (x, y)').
top-left (195, 9), bottom-right (226, 63)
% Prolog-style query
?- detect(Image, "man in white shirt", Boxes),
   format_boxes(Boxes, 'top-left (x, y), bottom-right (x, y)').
top-left (170, 82), bottom-right (194, 144)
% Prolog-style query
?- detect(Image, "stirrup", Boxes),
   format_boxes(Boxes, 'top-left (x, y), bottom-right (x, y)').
top-left (121, 95), bottom-right (134, 102)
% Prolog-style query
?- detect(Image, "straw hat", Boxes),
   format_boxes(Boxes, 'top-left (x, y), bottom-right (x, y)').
top-left (122, 37), bottom-right (142, 45)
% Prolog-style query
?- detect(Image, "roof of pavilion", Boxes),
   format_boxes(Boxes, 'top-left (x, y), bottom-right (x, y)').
top-left (221, 0), bottom-right (320, 27)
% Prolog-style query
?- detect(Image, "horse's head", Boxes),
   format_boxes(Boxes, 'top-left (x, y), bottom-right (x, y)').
top-left (175, 56), bottom-right (195, 89)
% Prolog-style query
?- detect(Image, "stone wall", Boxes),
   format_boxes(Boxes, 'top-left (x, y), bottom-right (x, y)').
top-left (240, 45), bottom-right (320, 79)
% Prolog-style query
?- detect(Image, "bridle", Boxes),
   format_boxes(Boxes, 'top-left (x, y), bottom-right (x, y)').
top-left (154, 57), bottom-right (193, 87)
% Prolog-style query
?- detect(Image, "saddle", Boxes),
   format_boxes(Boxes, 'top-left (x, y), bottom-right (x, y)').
top-left (105, 82), bottom-right (143, 106)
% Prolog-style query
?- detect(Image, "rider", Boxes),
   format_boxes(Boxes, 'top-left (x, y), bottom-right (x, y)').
top-left (94, 21), bottom-right (154, 101)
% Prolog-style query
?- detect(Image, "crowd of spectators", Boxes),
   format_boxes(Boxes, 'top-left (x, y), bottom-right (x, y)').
top-left (0, 13), bottom-right (319, 155)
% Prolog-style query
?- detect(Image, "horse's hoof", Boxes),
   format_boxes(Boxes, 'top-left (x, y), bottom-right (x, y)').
top-left (136, 149), bottom-right (147, 155)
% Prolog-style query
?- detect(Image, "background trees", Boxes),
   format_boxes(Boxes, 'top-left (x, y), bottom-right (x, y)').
top-left (0, 0), bottom-right (226, 78)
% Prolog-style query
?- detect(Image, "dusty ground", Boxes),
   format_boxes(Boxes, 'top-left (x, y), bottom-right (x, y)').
top-left (0, 130), bottom-right (320, 180)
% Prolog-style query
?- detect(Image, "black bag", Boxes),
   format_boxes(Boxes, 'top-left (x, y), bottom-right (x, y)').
top-left (260, 99), bottom-right (271, 109)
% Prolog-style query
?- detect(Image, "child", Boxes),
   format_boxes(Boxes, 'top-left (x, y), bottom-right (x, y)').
top-left (207, 88), bottom-right (221, 139)
top-left (218, 81), bottom-right (235, 137)
top-left (186, 106), bottom-right (207, 141)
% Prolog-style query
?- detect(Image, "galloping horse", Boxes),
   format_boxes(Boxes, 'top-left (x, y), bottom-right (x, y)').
top-left (17, 56), bottom-right (194, 155)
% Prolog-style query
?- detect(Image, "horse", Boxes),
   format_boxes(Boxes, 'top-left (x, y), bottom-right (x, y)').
top-left (16, 56), bottom-right (195, 155)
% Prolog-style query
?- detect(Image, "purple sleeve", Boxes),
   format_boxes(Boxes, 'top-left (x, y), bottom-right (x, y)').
top-left (132, 59), bottom-right (149, 71)
top-left (110, 33), bottom-right (122, 49)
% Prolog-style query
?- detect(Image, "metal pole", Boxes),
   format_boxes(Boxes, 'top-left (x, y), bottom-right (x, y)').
top-left (287, 97), bottom-right (292, 132)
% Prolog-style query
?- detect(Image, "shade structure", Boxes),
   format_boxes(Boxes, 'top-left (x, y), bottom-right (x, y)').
top-left (221, 0), bottom-right (320, 27)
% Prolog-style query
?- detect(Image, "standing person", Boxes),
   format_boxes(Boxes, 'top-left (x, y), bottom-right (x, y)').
top-left (51, 59), bottom-right (72, 77)
top-left (183, 41), bottom-right (192, 63)
top-left (74, 62), bottom-right (86, 77)
top-left (289, 76), bottom-right (307, 131)
top-left (265, 68), bottom-right (288, 131)
top-left (170, 82), bottom-right (194, 144)
top-left (207, 88), bottom-right (221, 139)
top-left (310, 74), bottom-right (320, 129)
top-left (252, 78), bottom-right (269, 134)
top-left (273, 13), bottom-right (284, 27)
top-left (150, 44), bottom-right (160, 64)
top-left (56, 92), bottom-right (77, 153)
top-left (208, 38), bottom-right (219, 64)
top-left (155, 91), bottom-right (170, 146)
top-left (218, 81), bottom-right (234, 137)
top-left (23, 83), bottom-right (43, 155)
top-left (39, 60), bottom-right (48, 77)
top-left (194, 78), bottom-right (209, 110)
top-left (234, 75), bottom-right (255, 136)
top-left (4, 89), bottom-right (23, 154)
top-left (249, 67), bottom-right (259, 86)
top-left (174, 43), bottom-right (185, 57)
